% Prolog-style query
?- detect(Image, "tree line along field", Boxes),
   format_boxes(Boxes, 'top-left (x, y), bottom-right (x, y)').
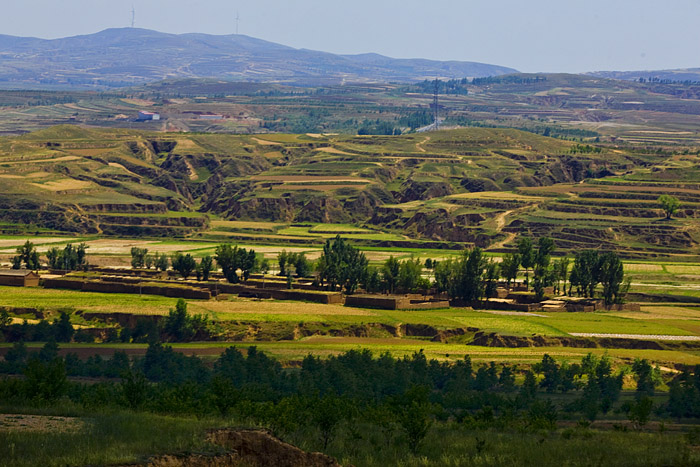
top-left (1, 235), bottom-right (700, 369)
top-left (3, 338), bottom-right (700, 466)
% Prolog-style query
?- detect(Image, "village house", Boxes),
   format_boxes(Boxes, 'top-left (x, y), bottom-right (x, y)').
top-left (0, 270), bottom-right (40, 287)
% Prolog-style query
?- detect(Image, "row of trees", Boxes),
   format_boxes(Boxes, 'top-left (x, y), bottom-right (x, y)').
top-left (311, 235), bottom-right (626, 305)
top-left (46, 243), bottom-right (89, 271)
top-left (130, 245), bottom-right (261, 284)
top-left (1, 299), bottom-right (207, 344)
top-left (0, 341), bottom-right (680, 455)
top-left (278, 250), bottom-right (310, 278)
top-left (12, 241), bottom-right (90, 272)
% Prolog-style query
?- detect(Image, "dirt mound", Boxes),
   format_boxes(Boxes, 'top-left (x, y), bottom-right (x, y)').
top-left (144, 454), bottom-right (242, 467)
top-left (128, 429), bottom-right (343, 467)
top-left (207, 429), bottom-right (342, 467)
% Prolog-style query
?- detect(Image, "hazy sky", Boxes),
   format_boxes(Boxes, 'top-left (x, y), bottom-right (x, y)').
top-left (1, 0), bottom-right (699, 73)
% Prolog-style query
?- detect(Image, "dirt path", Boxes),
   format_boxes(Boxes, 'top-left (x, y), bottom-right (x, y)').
top-left (488, 204), bottom-right (540, 250)
top-left (494, 209), bottom-right (513, 230)
top-left (184, 159), bottom-right (198, 181)
top-left (416, 136), bottom-right (431, 153)
top-left (487, 209), bottom-right (516, 250)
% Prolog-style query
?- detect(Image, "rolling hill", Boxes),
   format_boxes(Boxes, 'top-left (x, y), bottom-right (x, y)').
top-left (0, 125), bottom-right (697, 258)
top-left (0, 28), bottom-right (517, 89)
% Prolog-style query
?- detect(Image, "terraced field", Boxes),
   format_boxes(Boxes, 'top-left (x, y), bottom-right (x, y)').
top-left (0, 125), bottom-right (697, 259)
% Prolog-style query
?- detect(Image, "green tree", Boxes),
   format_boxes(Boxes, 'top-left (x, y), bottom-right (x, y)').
top-left (628, 396), bottom-right (654, 429)
top-left (658, 194), bottom-right (680, 219)
top-left (317, 236), bottom-right (368, 294)
top-left (570, 250), bottom-right (600, 297)
top-left (382, 256), bottom-right (401, 293)
top-left (312, 395), bottom-right (349, 450)
top-left (277, 250), bottom-right (289, 277)
top-left (632, 358), bottom-right (659, 397)
top-left (171, 252), bottom-right (196, 279)
top-left (23, 357), bottom-right (67, 402)
top-left (533, 237), bottom-right (555, 300)
top-left (393, 386), bottom-right (433, 455)
top-left (215, 244), bottom-right (256, 283)
top-left (0, 308), bottom-right (10, 329)
top-left (484, 260), bottom-right (500, 298)
top-left (12, 240), bottom-right (40, 270)
top-left (53, 312), bottom-right (74, 343)
top-left (155, 253), bottom-right (169, 272)
top-left (120, 369), bottom-right (149, 410)
top-left (597, 251), bottom-right (625, 306)
top-left (243, 250), bottom-right (257, 280)
top-left (398, 257), bottom-right (423, 292)
top-left (259, 258), bottom-right (270, 275)
top-left (500, 252), bottom-right (521, 290)
top-left (554, 257), bottom-right (569, 295)
top-left (517, 237), bottom-right (534, 289)
top-left (294, 253), bottom-right (310, 278)
top-left (199, 256), bottom-right (214, 281)
top-left (162, 298), bottom-right (208, 342)
top-left (48, 243), bottom-right (88, 271)
top-left (130, 247), bottom-right (148, 269)
top-left (535, 354), bottom-right (560, 393)
top-left (364, 266), bottom-right (382, 293)
top-left (450, 247), bottom-right (487, 302)
top-left (433, 259), bottom-right (454, 294)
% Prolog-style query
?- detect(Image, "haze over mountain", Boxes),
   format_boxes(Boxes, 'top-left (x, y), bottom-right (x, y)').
top-left (0, 28), bottom-right (517, 90)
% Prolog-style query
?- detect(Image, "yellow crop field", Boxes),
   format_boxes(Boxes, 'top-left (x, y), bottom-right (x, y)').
top-left (194, 300), bottom-right (376, 317)
top-left (624, 264), bottom-right (664, 272)
top-left (666, 265), bottom-right (700, 274)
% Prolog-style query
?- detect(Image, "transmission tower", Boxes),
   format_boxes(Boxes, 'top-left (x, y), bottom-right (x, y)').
top-left (236, 11), bottom-right (240, 34)
top-left (131, 5), bottom-right (136, 28)
top-left (433, 78), bottom-right (439, 130)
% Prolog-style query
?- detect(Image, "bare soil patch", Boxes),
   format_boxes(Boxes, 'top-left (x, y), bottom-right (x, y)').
top-left (0, 237), bottom-right (69, 248)
top-left (31, 179), bottom-right (94, 191)
top-left (251, 137), bottom-right (282, 146)
top-left (314, 147), bottom-right (355, 155)
top-left (82, 240), bottom-right (208, 255)
top-left (0, 414), bottom-right (85, 433)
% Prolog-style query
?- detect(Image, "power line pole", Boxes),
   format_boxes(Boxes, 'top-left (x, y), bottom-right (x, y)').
top-left (433, 78), bottom-right (439, 130)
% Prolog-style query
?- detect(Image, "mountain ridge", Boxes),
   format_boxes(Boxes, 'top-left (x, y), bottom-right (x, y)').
top-left (0, 28), bottom-right (517, 89)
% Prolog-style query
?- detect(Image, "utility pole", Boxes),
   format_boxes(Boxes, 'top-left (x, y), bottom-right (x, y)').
top-left (433, 78), bottom-right (439, 130)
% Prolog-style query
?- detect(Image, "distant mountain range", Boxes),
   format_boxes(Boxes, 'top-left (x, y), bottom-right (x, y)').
top-left (588, 68), bottom-right (700, 82)
top-left (0, 28), bottom-right (517, 89)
